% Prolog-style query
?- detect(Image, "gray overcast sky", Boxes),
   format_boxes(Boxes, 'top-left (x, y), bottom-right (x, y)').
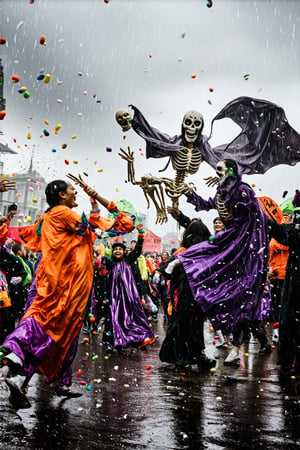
top-left (1, 0), bottom-right (300, 236)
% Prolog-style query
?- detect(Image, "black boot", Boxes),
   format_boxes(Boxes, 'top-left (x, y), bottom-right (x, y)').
top-left (5, 378), bottom-right (31, 409)
top-left (197, 353), bottom-right (216, 370)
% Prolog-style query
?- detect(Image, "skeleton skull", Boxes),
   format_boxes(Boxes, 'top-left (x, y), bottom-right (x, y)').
top-left (182, 111), bottom-right (203, 144)
top-left (216, 160), bottom-right (229, 185)
top-left (115, 109), bottom-right (133, 132)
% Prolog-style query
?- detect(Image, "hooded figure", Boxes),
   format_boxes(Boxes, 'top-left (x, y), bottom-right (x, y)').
top-left (167, 159), bottom-right (271, 333)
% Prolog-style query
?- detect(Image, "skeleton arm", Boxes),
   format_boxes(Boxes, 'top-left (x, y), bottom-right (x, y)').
top-left (118, 147), bottom-right (140, 185)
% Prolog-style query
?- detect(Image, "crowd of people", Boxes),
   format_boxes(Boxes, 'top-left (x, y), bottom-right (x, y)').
top-left (0, 159), bottom-right (299, 410)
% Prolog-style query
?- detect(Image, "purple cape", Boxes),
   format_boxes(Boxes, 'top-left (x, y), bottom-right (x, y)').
top-left (130, 96), bottom-right (300, 174)
top-left (177, 179), bottom-right (271, 332)
top-left (107, 260), bottom-right (154, 348)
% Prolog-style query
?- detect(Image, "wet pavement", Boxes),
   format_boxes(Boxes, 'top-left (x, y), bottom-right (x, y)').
top-left (1, 311), bottom-right (300, 450)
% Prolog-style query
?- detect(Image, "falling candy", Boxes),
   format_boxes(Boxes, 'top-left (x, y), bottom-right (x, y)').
top-left (27, 132), bottom-right (32, 140)
top-left (37, 73), bottom-right (45, 81)
top-left (55, 124), bottom-right (62, 134)
top-left (92, 355), bottom-right (99, 361)
top-left (209, 87), bottom-right (214, 92)
top-left (146, 365), bottom-right (151, 370)
top-left (0, 111), bottom-right (6, 120)
top-left (43, 129), bottom-right (49, 136)
top-left (282, 190), bottom-right (288, 198)
top-left (18, 86), bottom-right (26, 93)
top-left (28, 187), bottom-right (34, 192)
top-left (73, 160), bottom-right (78, 164)
top-left (62, 143), bottom-right (67, 149)
top-left (64, 160), bottom-right (69, 165)
top-left (191, 74), bottom-right (197, 79)
top-left (207, 0), bottom-right (213, 7)
top-left (11, 75), bottom-right (20, 83)
top-left (0, 38), bottom-right (7, 45)
top-left (39, 35), bottom-right (46, 45)
top-left (77, 369), bottom-right (82, 377)
top-left (106, 147), bottom-right (112, 152)
top-left (23, 91), bottom-right (30, 99)
top-left (71, 135), bottom-right (77, 139)
top-left (51, 148), bottom-right (57, 152)
top-left (44, 73), bottom-right (51, 84)
top-left (243, 74), bottom-right (250, 81)
top-left (32, 198), bottom-right (38, 203)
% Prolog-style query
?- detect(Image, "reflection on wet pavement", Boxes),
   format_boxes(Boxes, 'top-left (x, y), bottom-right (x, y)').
top-left (1, 312), bottom-right (300, 449)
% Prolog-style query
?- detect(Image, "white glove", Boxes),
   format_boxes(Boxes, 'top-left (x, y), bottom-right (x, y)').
top-left (10, 276), bottom-right (22, 285)
top-left (152, 273), bottom-right (160, 284)
top-left (165, 259), bottom-right (180, 275)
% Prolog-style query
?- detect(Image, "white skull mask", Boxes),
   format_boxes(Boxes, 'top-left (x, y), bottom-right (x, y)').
top-left (115, 109), bottom-right (133, 132)
top-left (182, 111), bottom-right (203, 144)
top-left (216, 160), bottom-right (229, 185)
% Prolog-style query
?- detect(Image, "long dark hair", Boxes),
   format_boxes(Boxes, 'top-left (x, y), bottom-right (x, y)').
top-left (181, 219), bottom-right (211, 249)
top-left (45, 180), bottom-right (68, 210)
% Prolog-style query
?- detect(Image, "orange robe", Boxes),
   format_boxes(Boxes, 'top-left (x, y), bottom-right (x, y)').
top-left (19, 203), bottom-right (134, 379)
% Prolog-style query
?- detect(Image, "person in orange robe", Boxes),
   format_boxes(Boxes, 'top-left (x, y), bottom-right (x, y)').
top-left (0, 179), bottom-right (135, 408)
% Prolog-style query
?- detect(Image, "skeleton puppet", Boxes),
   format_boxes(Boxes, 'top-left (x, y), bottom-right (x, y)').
top-left (116, 97), bottom-right (300, 223)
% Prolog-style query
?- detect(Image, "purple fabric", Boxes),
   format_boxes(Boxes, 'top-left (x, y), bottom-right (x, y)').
top-left (108, 260), bottom-right (154, 348)
top-left (2, 317), bottom-right (54, 378)
top-left (57, 334), bottom-right (80, 388)
top-left (130, 97), bottom-right (300, 175)
top-left (23, 253), bottom-right (41, 313)
top-left (178, 179), bottom-right (271, 332)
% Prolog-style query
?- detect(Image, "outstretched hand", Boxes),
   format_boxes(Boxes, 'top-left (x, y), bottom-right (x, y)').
top-left (0, 179), bottom-right (16, 192)
top-left (167, 206), bottom-right (181, 219)
top-left (204, 176), bottom-right (220, 188)
top-left (118, 146), bottom-right (134, 163)
top-left (136, 222), bottom-right (144, 232)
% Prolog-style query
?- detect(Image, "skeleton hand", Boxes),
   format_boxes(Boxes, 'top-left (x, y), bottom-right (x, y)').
top-left (118, 146), bottom-right (134, 164)
top-left (204, 176), bottom-right (220, 188)
top-left (0, 179), bottom-right (16, 192)
top-left (182, 183), bottom-right (195, 197)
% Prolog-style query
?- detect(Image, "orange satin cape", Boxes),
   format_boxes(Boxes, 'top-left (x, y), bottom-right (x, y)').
top-left (19, 204), bottom-right (134, 380)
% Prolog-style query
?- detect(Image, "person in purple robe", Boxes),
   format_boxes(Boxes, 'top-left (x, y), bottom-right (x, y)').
top-left (103, 223), bottom-right (155, 354)
top-left (166, 158), bottom-right (272, 365)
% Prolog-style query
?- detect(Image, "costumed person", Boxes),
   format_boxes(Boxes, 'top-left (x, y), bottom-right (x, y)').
top-left (267, 190), bottom-right (300, 381)
top-left (11, 242), bottom-right (33, 321)
top-left (103, 223), bottom-right (155, 355)
top-left (0, 179), bottom-right (135, 408)
top-left (268, 221), bottom-right (289, 346)
top-left (154, 251), bottom-right (170, 322)
top-left (165, 159), bottom-right (271, 366)
top-left (159, 219), bottom-right (216, 372)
